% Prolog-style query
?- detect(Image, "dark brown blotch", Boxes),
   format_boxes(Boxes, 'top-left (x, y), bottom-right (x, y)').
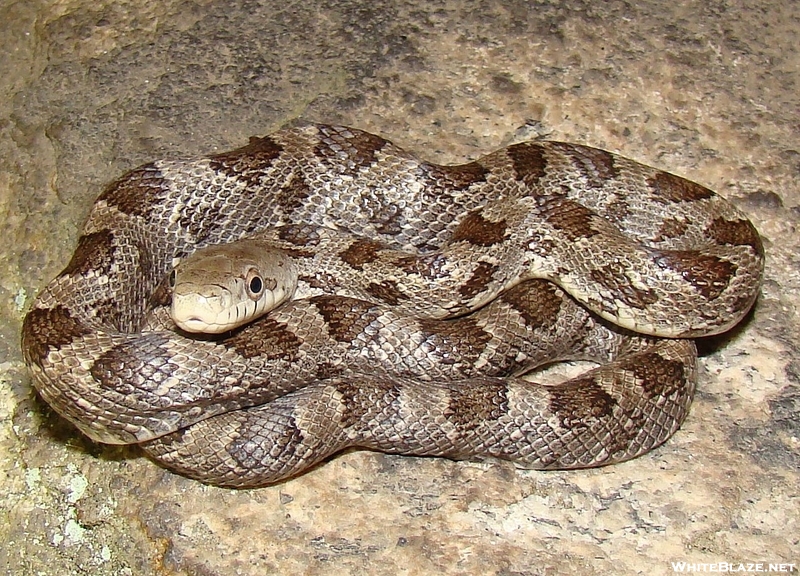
top-left (21, 305), bottom-right (92, 368)
top-left (417, 316), bottom-right (493, 368)
top-left (459, 261), bottom-right (500, 300)
top-left (606, 198), bottom-right (630, 221)
top-left (394, 253), bottom-right (451, 280)
top-left (224, 316), bottom-right (304, 361)
top-left (653, 250), bottom-right (737, 300)
top-left (498, 280), bottom-right (564, 330)
top-left (653, 217), bottom-right (689, 242)
top-left (299, 271), bottom-right (341, 290)
top-left (98, 163), bottom-right (169, 218)
top-left (365, 280), bottom-right (408, 306)
top-left (706, 217), bottom-right (764, 257)
top-left (538, 197), bottom-right (599, 241)
top-left (370, 202), bottom-right (405, 236)
top-left (451, 210), bottom-right (508, 246)
top-left (61, 230), bottom-right (116, 277)
top-left (648, 171), bottom-right (715, 203)
top-left (444, 380), bottom-right (508, 431)
top-left (314, 362), bottom-right (346, 380)
top-left (548, 377), bottom-right (618, 430)
top-left (525, 232), bottom-right (557, 258)
top-left (590, 263), bottom-right (660, 310)
top-left (631, 353), bottom-right (686, 398)
top-left (315, 126), bottom-right (388, 174)
top-left (338, 239), bottom-right (386, 270)
top-left (178, 202), bottom-right (225, 242)
top-left (93, 298), bottom-right (127, 331)
top-left (342, 129), bottom-right (389, 167)
top-left (277, 224), bottom-right (322, 247)
top-left (553, 142), bottom-right (620, 188)
top-left (312, 295), bottom-right (381, 343)
top-left (208, 136), bottom-right (284, 187)
top-left (507, 142), bottom-right (548, 187)
top-left (274, 175), bottom-right (312, 213)
top-left (89, 332), bottom-right (177, 393)
top-left (425, 161), bottom-right (489, 191)
top-left (333, 377), bottom-right (402, 429)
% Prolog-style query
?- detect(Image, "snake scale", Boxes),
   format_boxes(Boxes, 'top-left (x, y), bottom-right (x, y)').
top-left (21, 124), bottom-right (764, 487)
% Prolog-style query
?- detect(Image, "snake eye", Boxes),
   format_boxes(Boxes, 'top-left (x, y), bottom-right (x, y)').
top-left (245, 269), bottom-right (264, 299)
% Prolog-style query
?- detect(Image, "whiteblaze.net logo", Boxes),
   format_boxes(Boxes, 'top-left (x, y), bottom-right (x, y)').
top-left (671, 563), bottom-right (796, 573)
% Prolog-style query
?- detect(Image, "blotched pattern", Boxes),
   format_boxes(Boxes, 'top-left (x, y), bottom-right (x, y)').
top-left (20, 124), bottom-right (764, 487)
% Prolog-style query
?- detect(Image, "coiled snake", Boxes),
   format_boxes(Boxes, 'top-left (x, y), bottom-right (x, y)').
top-left (21, 124), bottom-right (764, 487)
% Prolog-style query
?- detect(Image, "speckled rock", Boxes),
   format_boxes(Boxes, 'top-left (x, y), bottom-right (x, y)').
top-left (1, 1), bottom-right (797, 574)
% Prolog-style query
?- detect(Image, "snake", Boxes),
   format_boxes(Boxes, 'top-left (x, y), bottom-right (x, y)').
top-left (20, 124), bottom-right (765, 487)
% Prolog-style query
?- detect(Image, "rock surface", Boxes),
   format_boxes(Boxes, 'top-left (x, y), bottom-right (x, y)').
top-left (1, 1), bottom-right (797, 574)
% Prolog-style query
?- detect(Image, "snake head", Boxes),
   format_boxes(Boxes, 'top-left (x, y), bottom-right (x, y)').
top-left (170, 239), bottom-right (298, 333)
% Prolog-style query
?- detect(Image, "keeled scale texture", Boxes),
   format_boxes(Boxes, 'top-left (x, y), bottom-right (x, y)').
top-left (20, 124), bottom-right (764, 486)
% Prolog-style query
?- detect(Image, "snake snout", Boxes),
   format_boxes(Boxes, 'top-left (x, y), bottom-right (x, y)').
top-left (171, 291), bottom-right (230, 333)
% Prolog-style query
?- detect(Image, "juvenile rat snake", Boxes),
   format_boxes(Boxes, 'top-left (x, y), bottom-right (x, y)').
top-left (21, 124), bottom-right (764, 487)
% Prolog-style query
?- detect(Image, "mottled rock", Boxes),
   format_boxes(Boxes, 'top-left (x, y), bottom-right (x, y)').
top-left (1, 1), bottom-right (797, 574)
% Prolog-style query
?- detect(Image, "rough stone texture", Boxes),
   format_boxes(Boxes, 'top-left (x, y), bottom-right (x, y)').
top-left (1, 0), bottom-right (797, 574)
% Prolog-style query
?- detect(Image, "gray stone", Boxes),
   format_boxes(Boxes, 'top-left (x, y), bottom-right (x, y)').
top-left (1, 0), bottom-right (797, 574)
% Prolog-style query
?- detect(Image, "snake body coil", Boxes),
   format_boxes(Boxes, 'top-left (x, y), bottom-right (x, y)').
top-left (21, 124), bottom-right (764, 487)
